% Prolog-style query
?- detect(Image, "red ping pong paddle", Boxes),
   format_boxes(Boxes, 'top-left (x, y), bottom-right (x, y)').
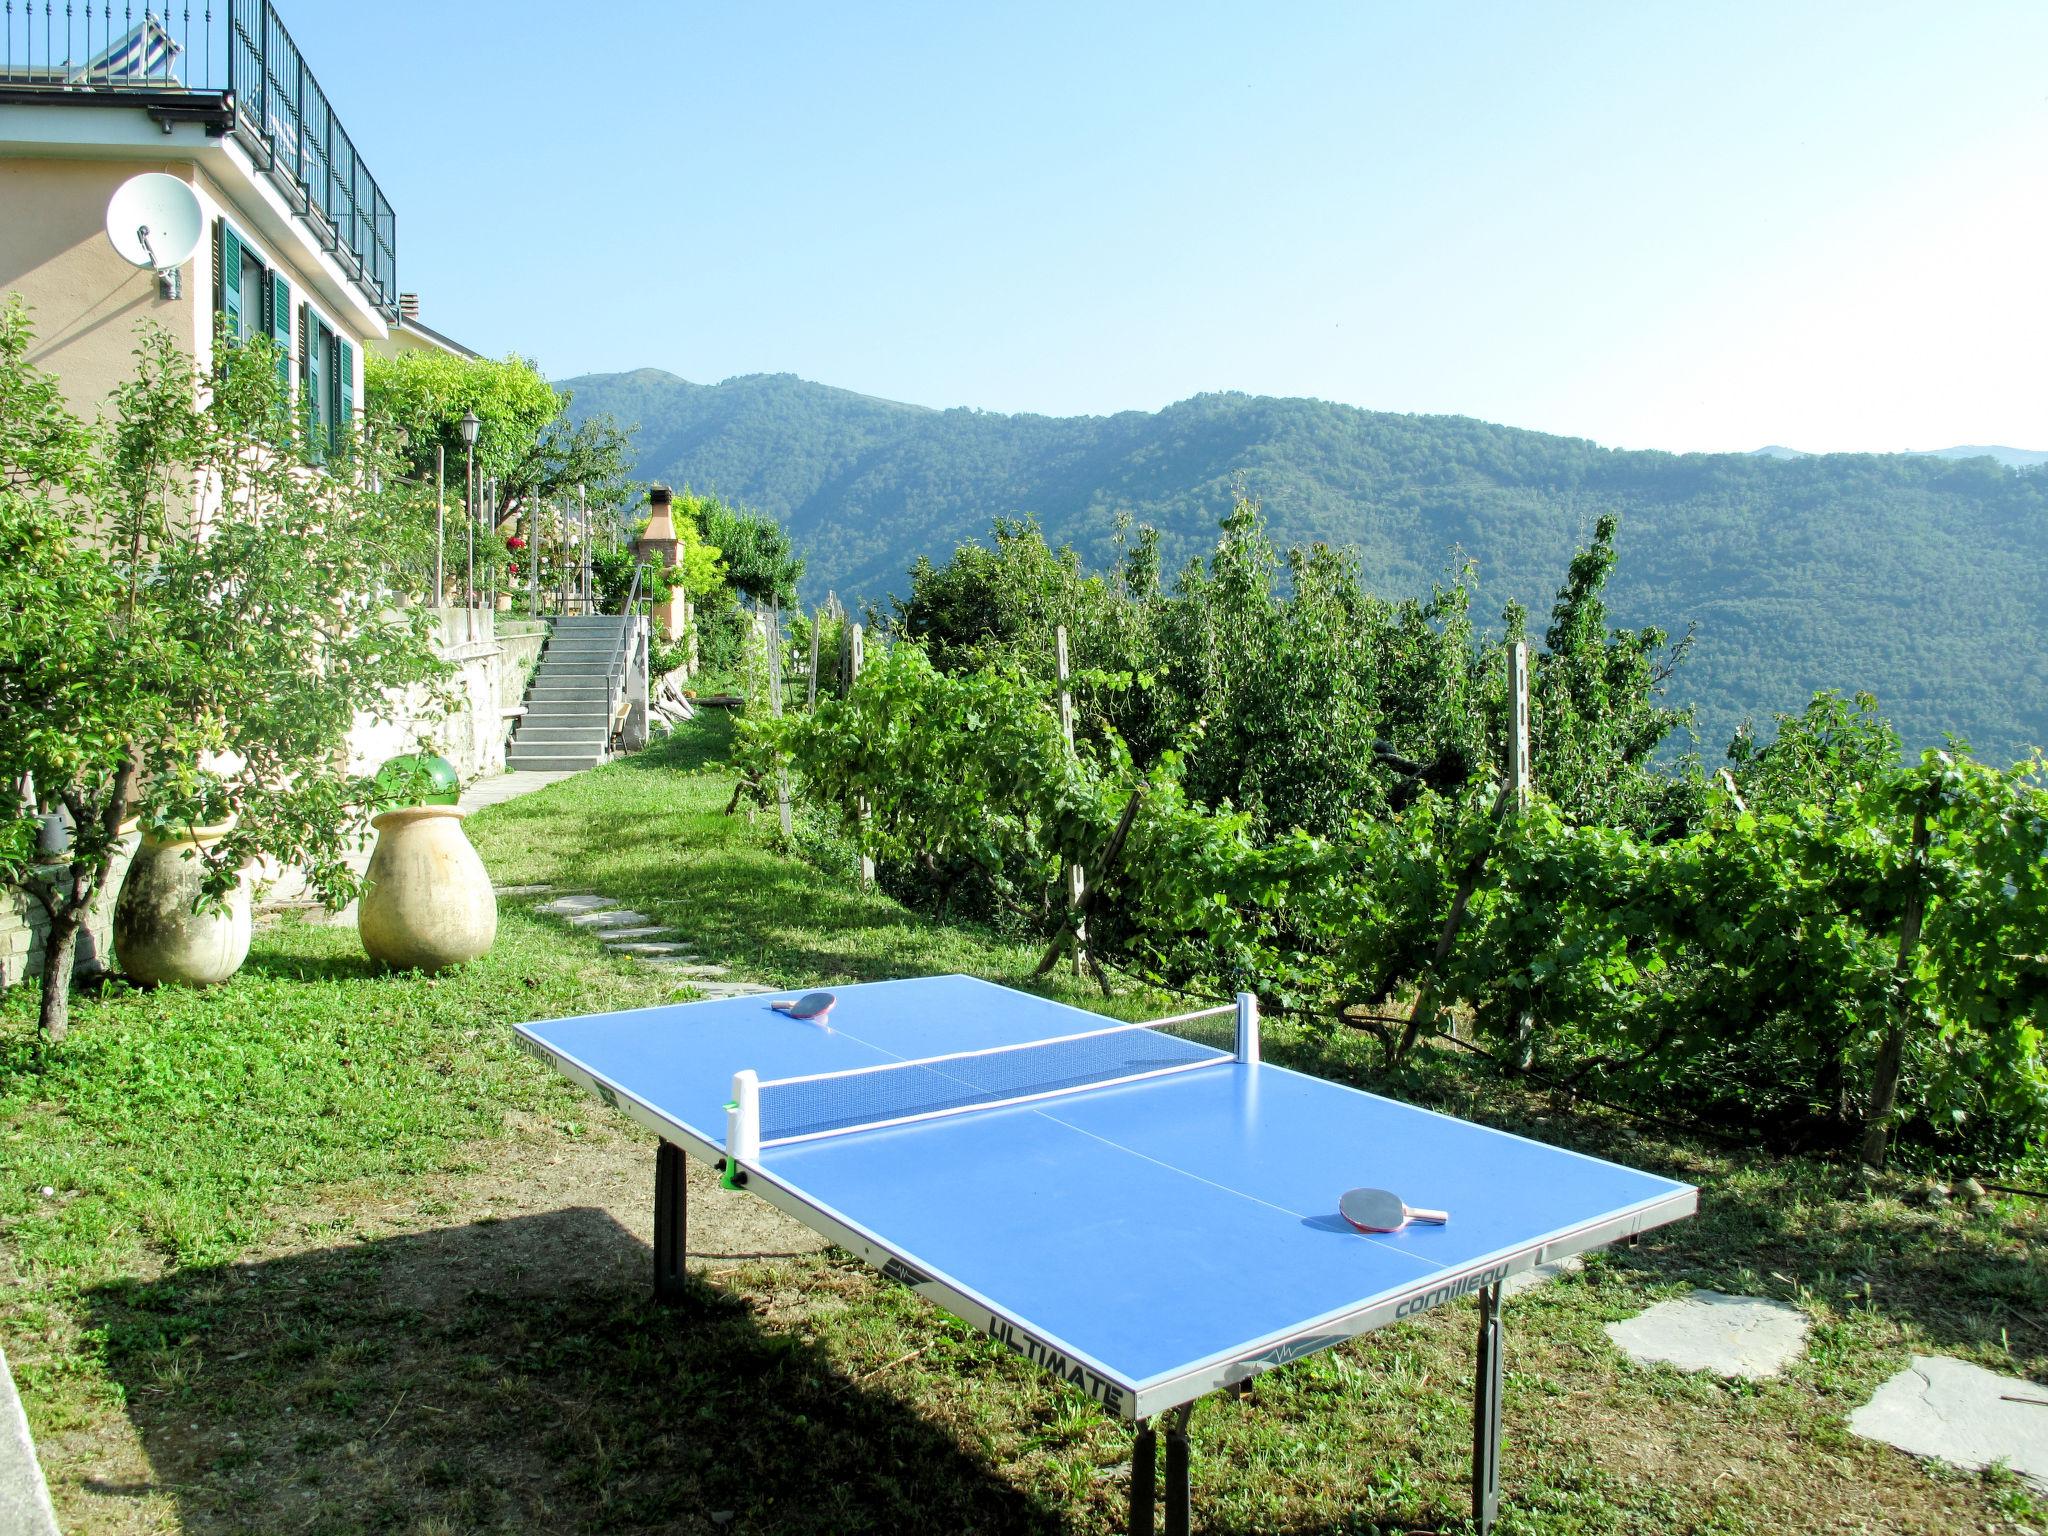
top-left (771, 991), bottom-right (837, 1023)
top-left (1339, 1188), bottom-right (1449, 1233)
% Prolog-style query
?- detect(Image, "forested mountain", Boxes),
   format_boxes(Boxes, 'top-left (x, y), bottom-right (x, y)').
top-left (560, 368), bottom-right (2048, 759)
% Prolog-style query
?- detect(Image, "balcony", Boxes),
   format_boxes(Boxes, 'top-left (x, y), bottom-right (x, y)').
top-left (1, 0), bottom-right (397, 318)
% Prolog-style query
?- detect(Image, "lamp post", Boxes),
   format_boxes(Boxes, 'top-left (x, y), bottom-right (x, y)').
top-left (459, 409), bottom-right (480, 609)
top-left (433, 442), bottom-right (445, 606)
top-left (529, 493), bottom-right (541, 618)
top-left (578, 484), bottom-right (591, 613)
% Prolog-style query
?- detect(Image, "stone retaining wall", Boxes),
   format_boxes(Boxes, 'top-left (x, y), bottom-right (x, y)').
top-left (0, 833), bottom-right (136, 991)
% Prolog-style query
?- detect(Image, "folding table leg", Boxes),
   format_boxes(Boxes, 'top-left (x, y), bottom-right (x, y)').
top-left (1164, 1404), bottom-right (1193, 1536)
top-left (653, 1139), bottom-right (688, 1304)
top-left (1472, 1279), bottom-right (1504, 1534)
top-left (1128, 1418), bottom-right (1156, 1536)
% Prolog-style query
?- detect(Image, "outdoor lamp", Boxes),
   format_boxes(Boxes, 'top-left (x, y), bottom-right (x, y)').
top-left (458, 409), bottom-right (480, 448)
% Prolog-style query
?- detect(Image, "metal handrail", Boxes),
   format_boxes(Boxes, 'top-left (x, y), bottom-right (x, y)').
top-left (607, 562), bottom-right (648, 728)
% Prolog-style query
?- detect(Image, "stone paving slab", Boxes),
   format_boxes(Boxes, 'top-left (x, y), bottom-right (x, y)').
top-left (460, 769), bottom-right (582, 813)
top-left (566, 909), bottom-right (652, 929)
top-left (0, 1344), bottom-right (60, 1536)
top-left (649, 961), bottom-right (731, 978)
top-left (537, 894), bottom-right (617, 915)
top-left (1605, 1288), bottom-right (1809, 1378)
top-left (686, 981), bottom-right (775, 999)
top-left (1849, 1355), bottom-right (2048, 1491)
top-left (608, 943), bottom-right (699, 957)
top-left (1504, 1254), bottom-right (1583, 1298)
top-left (595, 926), bottom-right (672, 941)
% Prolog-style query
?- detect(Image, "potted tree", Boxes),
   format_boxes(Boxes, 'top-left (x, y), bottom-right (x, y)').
top-left (0, 301), bottom-right (449, 1033)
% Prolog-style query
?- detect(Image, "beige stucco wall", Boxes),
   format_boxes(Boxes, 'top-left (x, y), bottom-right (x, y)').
top-left (0, 155), bottom-right (192, 416)
top-left (0, 151), bottom-right (374, 423)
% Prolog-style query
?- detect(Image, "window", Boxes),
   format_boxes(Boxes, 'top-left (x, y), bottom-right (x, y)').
top-left (213, 219), bottom-right (291, 391)
top-left (297, 302), bottom-right (354, 461)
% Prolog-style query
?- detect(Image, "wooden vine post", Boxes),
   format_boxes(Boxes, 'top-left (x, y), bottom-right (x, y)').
top-left (1056, 625), bottom-right (1087, 976)
top-left (1509, 641), bottom-right (1532, 810)
top-left (766, 598), bottom-right (793, 842)
top-left (807, 610), bottom-right (822, 710)
top-left (850, 623), bottom-right (875, 888)
top-left (1861, 806), bottom-right (1931, 1170)
top-left (1035, 789), bottom-right (1145, 992)
top-left (1400, 640), bottom-right (1533, 1064)
top-left (1507, 641), bottom-right (1538, 1066)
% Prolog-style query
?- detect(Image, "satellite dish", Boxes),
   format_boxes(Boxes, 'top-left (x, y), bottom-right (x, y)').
top-left (105, 172), bottom-right (202, 297)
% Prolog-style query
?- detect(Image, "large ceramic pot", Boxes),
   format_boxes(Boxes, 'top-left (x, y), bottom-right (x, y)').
top-left (358, 806), bottom-right (496, 972)
top-left (114, 821), bottom-right (252, 987)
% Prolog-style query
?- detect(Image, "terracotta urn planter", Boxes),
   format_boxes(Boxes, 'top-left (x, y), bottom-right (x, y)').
top-left (359, 806), bottom-right (497, 972)
top-left (114, 821), bottom-right (252, 987)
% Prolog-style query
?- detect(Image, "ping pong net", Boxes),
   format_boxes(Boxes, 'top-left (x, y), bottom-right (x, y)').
top-left (733, 1002), bottom-right (1247, 1153)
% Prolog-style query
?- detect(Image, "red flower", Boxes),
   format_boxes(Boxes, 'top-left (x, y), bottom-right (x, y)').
top-left (506, 535), bottom-right (528, 552)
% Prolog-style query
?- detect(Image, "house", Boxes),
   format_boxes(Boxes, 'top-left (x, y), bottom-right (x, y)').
top-left (0, 3), bottom-right (547, 989)
top-left (0, 3), bottom-right (397, 433)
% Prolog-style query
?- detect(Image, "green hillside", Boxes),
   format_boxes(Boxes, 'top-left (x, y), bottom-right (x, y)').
top-left (560, 369), bottom-right (2048, 759)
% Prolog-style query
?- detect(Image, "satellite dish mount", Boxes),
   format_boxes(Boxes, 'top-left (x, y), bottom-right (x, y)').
top-left (105, 172), bottom-right (203, 301)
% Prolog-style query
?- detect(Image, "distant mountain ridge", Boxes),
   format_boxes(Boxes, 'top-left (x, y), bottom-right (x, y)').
top-left (560, 368), bottom-right (2048, 760)
top-left (1753, 443), bottom-right (2048, 467)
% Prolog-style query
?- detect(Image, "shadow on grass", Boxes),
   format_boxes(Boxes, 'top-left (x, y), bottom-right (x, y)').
top-left (233, 946), bottom-right (385, 984)
top-left (89, 1208), bottom-right (1066, 1536)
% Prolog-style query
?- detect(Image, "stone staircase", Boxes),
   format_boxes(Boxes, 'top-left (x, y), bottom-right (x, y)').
top-left (506, 614), bottom-right (630, 772)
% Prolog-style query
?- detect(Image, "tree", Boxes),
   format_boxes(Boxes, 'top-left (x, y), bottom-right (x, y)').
top-left (0, 301), bottom-right (447, 1045)
top-left (364, 350), bottom-right (636, 538)
top-left (703, 500), bottom-right (803, 607)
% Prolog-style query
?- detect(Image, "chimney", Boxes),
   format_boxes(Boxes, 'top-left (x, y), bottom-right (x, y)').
top-left (398, 292), bottom-right (421, 320)
top-left (638, 484), bottom-right (678, 554)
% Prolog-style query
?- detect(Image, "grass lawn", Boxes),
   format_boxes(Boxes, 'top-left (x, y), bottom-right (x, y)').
top-left (2, 713), bottom-right (2043, 1535)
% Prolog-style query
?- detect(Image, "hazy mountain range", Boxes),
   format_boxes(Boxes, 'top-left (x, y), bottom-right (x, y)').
top-left (1753, 444), bottom-right (2048, 467)
top-left (560, 368), bottom-right (2048, 760)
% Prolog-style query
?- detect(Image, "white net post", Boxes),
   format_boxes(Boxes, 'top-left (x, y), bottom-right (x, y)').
top-left (726, 1068), bottom-right (761, 1179)
top-left (1235, 992), bottom-right (1260, 1066)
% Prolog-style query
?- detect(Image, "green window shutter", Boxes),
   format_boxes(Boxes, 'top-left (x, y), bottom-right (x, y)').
top-left (269, 273), bottom-right (292, 389)
top-left (335, 337), bottom-right (354, 454)
top-left (299, 302), bottom-right (317, 458)
top-left (218, 222), bottom-right (243, 338)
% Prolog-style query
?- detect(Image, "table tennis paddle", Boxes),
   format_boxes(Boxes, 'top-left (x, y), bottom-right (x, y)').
top-left (1339, 1187), bottom-right (1449, 1233)
top-left (771, 991), bottom-right (837, 1023)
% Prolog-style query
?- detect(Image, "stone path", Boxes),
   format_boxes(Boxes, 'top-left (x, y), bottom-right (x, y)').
top-left (0, 1344), bottom-right (60, 1536)
top-left (520, 888), bottom-right (772, 1001)
top-left (1596, 1280), bottom-right (2046, 1493)
top-left (459, 769), bottom-right (581, 814)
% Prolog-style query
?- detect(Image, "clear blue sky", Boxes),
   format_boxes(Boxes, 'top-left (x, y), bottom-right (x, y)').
top-left (296, 1), bottom-right (2046, 453)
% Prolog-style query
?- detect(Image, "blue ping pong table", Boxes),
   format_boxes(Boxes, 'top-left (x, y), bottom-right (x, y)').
top-left (516, 974), bottom-right (1695, 1534)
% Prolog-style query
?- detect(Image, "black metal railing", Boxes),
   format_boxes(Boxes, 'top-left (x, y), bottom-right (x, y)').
top-left (1, 0), bottom-right (397, 318)
top-left (0, 1), bottom-right (211, 87)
